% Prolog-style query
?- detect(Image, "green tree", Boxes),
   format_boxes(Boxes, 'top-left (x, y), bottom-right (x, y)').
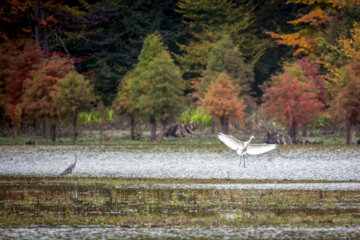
top-left (112, 72), bottom-right (139, 140)
top-left (127, 33), bottom-right (184, 141)
top-left (65, 0), bottom-right (185, 105)
top-left (54, 71), bottom-right (96, 144)
top-left (176, 0), bottom-right (264, 95)
top-left (139, 50), bottom-right (184, 141)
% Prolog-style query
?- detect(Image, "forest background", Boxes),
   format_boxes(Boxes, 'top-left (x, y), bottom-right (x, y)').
top-left (1, 0), bottom-right (360, 145)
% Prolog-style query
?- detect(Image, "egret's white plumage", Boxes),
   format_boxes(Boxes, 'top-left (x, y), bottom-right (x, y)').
top-left (218, 133), bottom-right (277, 167)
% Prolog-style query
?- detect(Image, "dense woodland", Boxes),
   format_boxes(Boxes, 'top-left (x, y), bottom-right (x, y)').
top-left (1, 0), bottom-right (360, 144)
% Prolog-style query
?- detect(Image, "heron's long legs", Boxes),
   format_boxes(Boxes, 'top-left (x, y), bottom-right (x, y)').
top-left (239, 154), bottom-right (246, 168)
top-left (74, 182), bottom-right (78, 198)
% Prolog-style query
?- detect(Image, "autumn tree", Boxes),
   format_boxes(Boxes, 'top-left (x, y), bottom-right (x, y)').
top-left (261, 67), bottom-right (324, 142)
top-left (197, 35), bottom-right (255, 110)
top-left (331, 58), bottom-right (360, 144)
top-left (2, 41), bottom-right (42, 140)
top-left (281, 57), bottom-right (328, 106)
top-left (266, 0), bottom-right (360, 82)
top-left (53, 71), bottom-right (95, 144)
top-left (200, 72), bottom-right (245, 134)
top-left (21, 54), bottom-right (73, 142)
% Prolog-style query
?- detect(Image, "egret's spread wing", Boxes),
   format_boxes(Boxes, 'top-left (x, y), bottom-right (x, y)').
top-left (218, 133), bottom-right (244, 150)
top-left (246, 144), bottom-right (277, 155)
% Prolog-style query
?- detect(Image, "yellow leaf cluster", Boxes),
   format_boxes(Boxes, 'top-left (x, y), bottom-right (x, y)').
top-left (288, 0), bottom-right (360, 8)
top-left (288, 8), bottom-right (330, 26)
top-left (265, 31), bottom-right (315, 55)
top-left (339, 22), bottom-right (360, 59)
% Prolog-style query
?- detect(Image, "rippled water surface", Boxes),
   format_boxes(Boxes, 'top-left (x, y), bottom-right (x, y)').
top-left (1, 144), bottom-right (360, 180)
top-left (1, 227), bottom-right (360, 240)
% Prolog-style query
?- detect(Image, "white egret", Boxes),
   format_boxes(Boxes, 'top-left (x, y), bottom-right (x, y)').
top-left (218, 133), bottom-right (277, 167)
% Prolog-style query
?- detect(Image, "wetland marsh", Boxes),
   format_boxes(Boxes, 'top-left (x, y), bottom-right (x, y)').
top-left (1, 144), bottom-right (359, 239)
top-left (1, 144), bottom-right (360, 180)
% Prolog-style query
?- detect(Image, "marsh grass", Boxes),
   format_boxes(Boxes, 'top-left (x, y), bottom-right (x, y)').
top-left (0, 177), bottom-right (359, 228)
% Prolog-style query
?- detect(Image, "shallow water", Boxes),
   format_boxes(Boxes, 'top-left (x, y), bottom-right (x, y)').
top-left (116, 182), bottom-right (360, 191)
top-left (1, 227), bottom-right (360, 240)
top-left (0, 144), bottom-right (360, 180)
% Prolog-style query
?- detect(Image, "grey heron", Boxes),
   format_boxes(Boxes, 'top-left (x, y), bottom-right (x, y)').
top-left (218, 133), bottom-right (277, 167)
top-left (60, 153), bottom-right (77, 177)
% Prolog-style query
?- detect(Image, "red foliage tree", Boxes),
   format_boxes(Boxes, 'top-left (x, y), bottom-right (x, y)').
top-left (261, 72), bottom-right (324, 141)
top-left (2, 41), bottom-right (42, 140)
top-left (331, 58), bottom-right (360, 144)
top-left (200, 72), bottom-right (245, 134)
top-left (298, 57), bottom-right (328, 106)
top-left (21, 54), bottom-right (73, 142)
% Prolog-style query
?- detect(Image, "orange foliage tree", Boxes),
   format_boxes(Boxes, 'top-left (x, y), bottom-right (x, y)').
top-left (21, 54), bottom-right (73, 142)
top-left (331, 58), bottom-right (360, 144)
top-left (266, 0), bottom-right (358, 56)
top-left (2, 41), bottom-right (42, 140)
top-left (261, 70), bottom-right (324, 141)
top-left (266, 0), bottom-right (360, 82)
top-left (200, 72), bottom-right (245, 134)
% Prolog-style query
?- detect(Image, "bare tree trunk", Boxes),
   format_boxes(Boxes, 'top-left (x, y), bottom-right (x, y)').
top-left (72, 115), bottom-right (78, 145)
top-left (50, 123), bottom-right (56, 143)
top-left (34, 120), bottom-right (39, 136)
top-left (220, 117), bottom-right (229, 134)
top-left (42, 122), bottom-right (47, 138)
top-left (130, 115), bottom-right (136, 140)
top-left (157, 120), bottom-right (166, 143)
top-left (346, 122), bottom-right (357, 145)
top-left (149, 117), bottom-right (156, 141)
top-left (289, 122), bottom-right (297, 143)
top-left (34, 0), bottom-right (49, 51)
top-left (34, 0), bottom-right (40, 46)
top-left (99, 122), bottom-right (104, 144)
top-left (211, 119), bottom-right (215, 134)
top-left (12, 125), bottom-right (19, 144)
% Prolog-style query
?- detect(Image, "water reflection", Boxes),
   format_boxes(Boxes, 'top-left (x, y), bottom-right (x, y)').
top-left (1, 227), bottom-right (360, 240)
top-left (0, 145), bottom-right (360, 180)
